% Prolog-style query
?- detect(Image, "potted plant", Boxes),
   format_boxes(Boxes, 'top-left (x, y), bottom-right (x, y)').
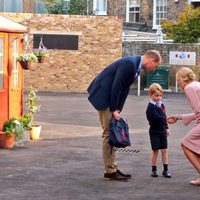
top-left (16, 53), bottom-right (38, 70)
top-left (0, 118), bottom-right (25, 149)
top-left (25, 86), bottom-right (41, 140)
top-left (33, 47), bottom-right (48, 63)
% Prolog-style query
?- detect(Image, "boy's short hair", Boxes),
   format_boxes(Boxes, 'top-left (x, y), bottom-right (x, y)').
top-left (148, 83), bottom-right (164, 95)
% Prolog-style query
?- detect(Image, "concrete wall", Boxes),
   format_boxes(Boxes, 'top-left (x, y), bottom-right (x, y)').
top-left (0, 13), bottom-right (123, 92)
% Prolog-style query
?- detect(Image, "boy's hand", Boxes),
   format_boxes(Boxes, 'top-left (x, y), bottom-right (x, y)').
top-left (167, 116), bottom-right (178, 124)
top-left (166, 129), bottom-right (170, 136)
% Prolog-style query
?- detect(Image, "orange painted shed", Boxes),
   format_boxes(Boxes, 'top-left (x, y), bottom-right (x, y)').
top-left (0, 16), bottom-right (27, 130)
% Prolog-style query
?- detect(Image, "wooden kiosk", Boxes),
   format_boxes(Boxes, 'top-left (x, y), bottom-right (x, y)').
top-left (0, 16), bottom-right (27, 130)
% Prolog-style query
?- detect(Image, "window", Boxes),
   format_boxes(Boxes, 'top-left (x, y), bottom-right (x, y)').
top-left (129, 0), bottom-right (140, 22)
top-left (0, 37), bottom-right (3, 89)
top-left (0, 0), bottom-right (22, 12)
top-left (153, 0), bottom-right (167, 29)
top-left (11, 39), bottom-right (19, 88)
top-left (93, 0), bottom-right (107, 15)
top-left (35, 0), bottom-right (48, 13)
top-left (190, 0), bottom-right (200, 8)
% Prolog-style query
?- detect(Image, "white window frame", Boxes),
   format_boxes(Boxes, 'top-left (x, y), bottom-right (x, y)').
top-left (153, 0), bottom-right (167, 29)
top-left (129, 0), bottom-right (140, 22)
top-left (93, 0), bottom-right (107, 15)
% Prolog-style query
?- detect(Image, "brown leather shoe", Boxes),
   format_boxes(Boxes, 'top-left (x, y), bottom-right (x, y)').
top-left (117, 169), bottom-right (132, 179)
top-left (104, 171), bottom-right (128, 181)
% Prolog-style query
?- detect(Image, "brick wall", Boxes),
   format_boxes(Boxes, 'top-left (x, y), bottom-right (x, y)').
top-left (107, 0), bottom-right (125, 17)
top-left (0, 13), bottom-right (123, 92)
top-left (123, 42), bottom-right (200, 88)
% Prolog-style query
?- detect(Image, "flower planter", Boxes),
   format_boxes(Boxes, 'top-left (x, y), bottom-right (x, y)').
top-left (37, 56), bottom-right (46, 63)
top-left (19, 60), bottom-right (32, 70)
top-left (30, 125), bottom-right (41, 140)
top-left (0, 132), bottom-right (15, 149)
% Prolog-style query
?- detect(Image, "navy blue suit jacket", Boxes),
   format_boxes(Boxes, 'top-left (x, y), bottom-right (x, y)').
top-left (87, 56), bottom-right (141, 111)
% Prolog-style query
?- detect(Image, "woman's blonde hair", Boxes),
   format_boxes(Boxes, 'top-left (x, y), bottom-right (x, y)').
top-left (148, 83), bottom-right (164, 95)
top-left (176, 67), bottom-right (196, 84)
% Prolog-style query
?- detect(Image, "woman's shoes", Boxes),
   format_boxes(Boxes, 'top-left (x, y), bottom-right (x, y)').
top-left (190, 177), bottom-right (200, 186)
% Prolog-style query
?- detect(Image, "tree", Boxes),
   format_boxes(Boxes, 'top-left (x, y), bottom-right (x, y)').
top-left (162, 6), bottom-right (200, 43)
top-left (68, 0), bottom-right (87, 15)
top-left (45, 0), bottom-right (87, 15)
top-left (45, 0), bottom-right (69, 14)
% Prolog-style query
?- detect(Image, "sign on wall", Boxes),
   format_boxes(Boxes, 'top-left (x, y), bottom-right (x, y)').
top-left (169, 51), bottom-right (196, 66)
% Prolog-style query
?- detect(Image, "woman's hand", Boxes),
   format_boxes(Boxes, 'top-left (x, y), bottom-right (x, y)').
top-left (195, 112), bottom-right (200, 123)
top-left (167, 116), bottom-right (178, 124)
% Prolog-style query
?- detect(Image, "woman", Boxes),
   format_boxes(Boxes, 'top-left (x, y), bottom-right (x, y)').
top-left (167, 67), bottom-right (200, 186)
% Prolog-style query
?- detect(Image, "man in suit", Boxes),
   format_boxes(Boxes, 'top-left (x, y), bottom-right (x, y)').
top-left (87, 50), bottom-right (162, 181)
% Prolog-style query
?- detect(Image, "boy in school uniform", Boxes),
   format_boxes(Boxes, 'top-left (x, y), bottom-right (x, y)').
top-left (146, 83), bottom-right (171, 178)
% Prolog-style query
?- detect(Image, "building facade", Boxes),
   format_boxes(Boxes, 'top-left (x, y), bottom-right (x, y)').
top-left (89, 0), bottom-right (200, 30)
top-left (0, 0), bottom-right (47, 13)
top-left (0, 1), bottom-right (199, 30)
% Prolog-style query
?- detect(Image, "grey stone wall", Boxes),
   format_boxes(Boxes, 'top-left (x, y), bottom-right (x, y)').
top-left (123, 41), bottom-right (200, 89)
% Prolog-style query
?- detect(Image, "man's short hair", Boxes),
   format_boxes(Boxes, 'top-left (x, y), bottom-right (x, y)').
top-left (145, 50), bottom-right (162, 64)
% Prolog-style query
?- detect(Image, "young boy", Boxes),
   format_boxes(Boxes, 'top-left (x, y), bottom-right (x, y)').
top-left (146, 83), bottom-right (171, 178)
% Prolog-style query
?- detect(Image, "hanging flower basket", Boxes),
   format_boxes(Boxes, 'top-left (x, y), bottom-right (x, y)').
top-left (37, 56), bottom-right (46, 63)
top-left (33, 47), bottom-right (48, 64)
top-left (16, 54), bottom-right (38, 70)
top-left (19, 60), bottom-right (32, 70)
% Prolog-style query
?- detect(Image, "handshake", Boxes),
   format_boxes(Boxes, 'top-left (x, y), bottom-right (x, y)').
top-left (167, 116), bottom-right (180, 124)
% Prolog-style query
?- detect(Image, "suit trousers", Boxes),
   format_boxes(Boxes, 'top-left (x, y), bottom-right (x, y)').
top-left (98, 108), bottom-right (117, 173)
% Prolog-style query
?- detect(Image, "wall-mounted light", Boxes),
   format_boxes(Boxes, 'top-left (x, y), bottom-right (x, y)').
top-left (175, 0), bottom-right (178, 3)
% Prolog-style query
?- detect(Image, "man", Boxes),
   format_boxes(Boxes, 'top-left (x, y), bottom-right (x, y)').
top-left (87, 50), bottom-right (162, 181)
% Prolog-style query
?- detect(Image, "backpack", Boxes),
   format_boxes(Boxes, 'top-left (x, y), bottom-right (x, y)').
top-left (109, 118), bottom-right (131, 148)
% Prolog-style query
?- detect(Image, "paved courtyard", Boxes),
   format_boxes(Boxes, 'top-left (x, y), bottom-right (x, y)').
top-left (0, 91), bottom-right (199, 200)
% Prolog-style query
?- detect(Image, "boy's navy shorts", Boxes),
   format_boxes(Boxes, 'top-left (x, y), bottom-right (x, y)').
top-left (149, 134), bottom-right (168, 150)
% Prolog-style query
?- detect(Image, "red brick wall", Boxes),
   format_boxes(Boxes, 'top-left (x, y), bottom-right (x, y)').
top-left (0, 13), bottom-right (123, 92)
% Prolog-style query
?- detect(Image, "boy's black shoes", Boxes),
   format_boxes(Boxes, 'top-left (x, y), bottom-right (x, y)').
top-left (162, 171), bottom-right (171, 178)
top-left (151, 171), bottom-right (158, 177)
top-left (104, 171), bottom-right (129, 181)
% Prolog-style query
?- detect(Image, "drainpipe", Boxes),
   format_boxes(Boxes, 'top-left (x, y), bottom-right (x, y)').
top-left (126, 0), bottom-right (129, 22)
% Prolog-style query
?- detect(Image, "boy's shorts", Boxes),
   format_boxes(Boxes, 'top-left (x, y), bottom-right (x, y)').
top-left (150, 134), bottom-right (168, 150)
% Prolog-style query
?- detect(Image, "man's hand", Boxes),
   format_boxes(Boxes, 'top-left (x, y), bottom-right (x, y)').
top-left (112, 110), bottom-right (121, 120)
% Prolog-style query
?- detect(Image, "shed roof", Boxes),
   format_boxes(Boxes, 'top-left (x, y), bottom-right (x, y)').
top-left (0, 16), bottom-right (27, 33)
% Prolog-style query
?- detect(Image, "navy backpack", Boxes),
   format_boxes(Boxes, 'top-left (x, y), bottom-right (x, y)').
top-left (109, 118), bottom-right (131, 148)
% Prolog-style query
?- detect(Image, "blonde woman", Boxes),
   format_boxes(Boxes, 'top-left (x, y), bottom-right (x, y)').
top-left (167, 67), bottom-right (200, 186)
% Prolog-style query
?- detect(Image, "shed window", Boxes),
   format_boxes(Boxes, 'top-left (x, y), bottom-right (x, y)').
top-left (0, 37), bottom-right (3, 89)
top-left (12, 40), bottom-right (19, 88)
